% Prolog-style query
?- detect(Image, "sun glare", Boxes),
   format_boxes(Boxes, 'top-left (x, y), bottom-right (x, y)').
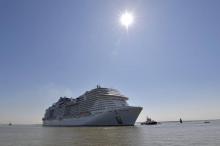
top-left (120, 11), bottom-right (134, 29)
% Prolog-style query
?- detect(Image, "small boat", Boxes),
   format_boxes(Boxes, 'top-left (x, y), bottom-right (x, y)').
top-left (204, 121), bottom-right (210, 124)
top-left (8, 123), bottom-right (12, 126)
top-left (179, 118), bottom-right (183, 124)
top-left (141, 117), bottom-right (157, 125)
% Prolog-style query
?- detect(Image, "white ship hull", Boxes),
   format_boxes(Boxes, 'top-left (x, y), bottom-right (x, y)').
top-left (43, 106), bottom-right (142, 126)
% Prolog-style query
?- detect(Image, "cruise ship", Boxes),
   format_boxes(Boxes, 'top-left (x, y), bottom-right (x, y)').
top-left (42, 85), bottom-right (142, 126)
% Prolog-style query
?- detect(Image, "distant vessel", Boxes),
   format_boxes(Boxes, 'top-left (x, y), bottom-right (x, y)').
top-left (179, 118), bottom-right (183, 123)
top-left (141, 117), bottom-right (157, 125)
top-left (8, 123), bottom-right (12, 126)
top-left (42, 85), bottom-right (142, 126)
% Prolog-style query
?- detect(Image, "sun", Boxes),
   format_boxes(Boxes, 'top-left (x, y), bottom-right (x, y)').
top-left (120, 11), bottom-right (134, 29)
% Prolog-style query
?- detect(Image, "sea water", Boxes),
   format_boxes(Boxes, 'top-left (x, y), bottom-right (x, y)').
top-left (0, 120), bottom-right (220, 146)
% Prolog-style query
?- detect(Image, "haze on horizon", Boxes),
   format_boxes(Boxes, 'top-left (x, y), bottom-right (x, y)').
top-left (0, 0), bottom-right (220, 124)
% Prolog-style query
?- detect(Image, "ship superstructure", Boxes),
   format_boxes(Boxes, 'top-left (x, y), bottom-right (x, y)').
top-left (42, 86), bottom-right (142, 126)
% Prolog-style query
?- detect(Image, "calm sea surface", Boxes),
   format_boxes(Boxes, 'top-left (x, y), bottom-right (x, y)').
top-left (0, 120), bottom-right (220, 146)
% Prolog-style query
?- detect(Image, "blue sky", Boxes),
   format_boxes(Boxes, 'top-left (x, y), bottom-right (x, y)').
top-left (0, 0), bottom-right (220, 124)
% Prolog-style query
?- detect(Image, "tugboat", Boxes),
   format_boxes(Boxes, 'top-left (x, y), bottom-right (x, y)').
top-left (141, 117), bottom-right (157, 125)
